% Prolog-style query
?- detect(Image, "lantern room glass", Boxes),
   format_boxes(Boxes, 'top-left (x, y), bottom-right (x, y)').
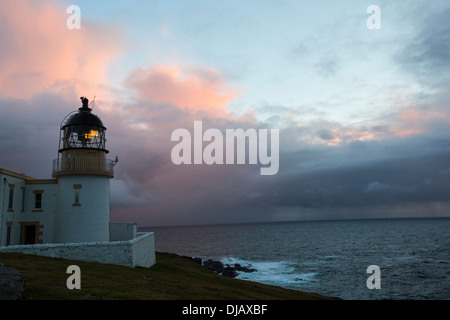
top-left (61, 124), bottom-right (106, 150)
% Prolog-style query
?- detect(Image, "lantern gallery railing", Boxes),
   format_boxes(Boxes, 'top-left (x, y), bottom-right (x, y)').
top-left (52, 157), bottom-right (114, 177)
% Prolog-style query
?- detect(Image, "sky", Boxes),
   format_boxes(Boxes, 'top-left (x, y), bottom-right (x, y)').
top-left (0, 0), bottom-right (449, 227)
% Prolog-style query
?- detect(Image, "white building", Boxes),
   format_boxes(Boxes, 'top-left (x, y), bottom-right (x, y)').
top-left (0, 98), bottom-right (155, 268)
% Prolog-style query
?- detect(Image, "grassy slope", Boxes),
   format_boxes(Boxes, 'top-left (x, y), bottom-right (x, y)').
top-left (0, 252), bottom-right (335, 300)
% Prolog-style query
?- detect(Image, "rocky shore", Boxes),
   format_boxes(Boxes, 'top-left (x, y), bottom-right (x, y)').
top-left (0, 252), bottom-right (336, 300)
top-left (189, 257), bottom-right (257, 278)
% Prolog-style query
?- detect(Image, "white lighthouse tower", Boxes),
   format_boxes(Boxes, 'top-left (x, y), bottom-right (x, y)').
top-left (1, 97), bottom-right (155, 267)
top-left (52, 97), bottom-right (115, 243)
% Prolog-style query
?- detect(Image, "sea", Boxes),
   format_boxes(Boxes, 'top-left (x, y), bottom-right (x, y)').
top-left (141, 218), bottom-right (450, 300)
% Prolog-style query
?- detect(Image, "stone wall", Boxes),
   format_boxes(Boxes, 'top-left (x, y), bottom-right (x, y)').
top-left (0, 232), bottom-right (155, 268)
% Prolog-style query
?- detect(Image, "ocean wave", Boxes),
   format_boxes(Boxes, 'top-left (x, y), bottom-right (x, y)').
top-left (219, 256), bottom-right (318, 289)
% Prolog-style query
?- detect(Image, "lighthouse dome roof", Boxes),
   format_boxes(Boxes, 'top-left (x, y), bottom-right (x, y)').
top-left (62, 97), bottom-right (105, 129)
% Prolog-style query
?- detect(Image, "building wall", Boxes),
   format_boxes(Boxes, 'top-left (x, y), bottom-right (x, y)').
top-left (54, 175), bottom-right (111, 243)
top-left (0, 170), bottom-right (57, 246)
top-left (1, 170), bottom-right (157, 269)
top-left (0, 232), bottom-right (156, 268)
top-left (20, 181), bottom-right (57, 244)
top-left (0, 169), bottom-right (57, 246)
top-left (1, 170), bottom-right (114, 246)
top-left (0, 172), bottom-right (17, 246)
top-left (0, 172), bottom-right (26, 246)
top-left (110, 222), bottom-right (137, 241)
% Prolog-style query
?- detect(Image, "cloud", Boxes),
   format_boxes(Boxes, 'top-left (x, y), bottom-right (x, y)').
top-left (104, 90), bottom-right (450, 226)
top-left (396, 7), bottom-right (450, 85)
top-left (315, 55), bottom-right (339, 78)
top-left (245, 131), bottom-right (450, 215)
top-left (364, 182), bottom-right (394, 193)
top-left (110, 176), bottom-right (158, 208)
top-left (0, 0), bottom-right (123, 99)
top-left (0, 92), bottom-right (75, 177)
top-left (125, 65), bottom-right (240, 117)
top-left (90, 61), bottom-right (261, 225)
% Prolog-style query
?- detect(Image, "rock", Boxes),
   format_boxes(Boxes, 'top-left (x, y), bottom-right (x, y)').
top-left (203, 259), bottom-right (224, 274)
top-left (200, 259), bottom-right (257, 277)
top-left (0, 265), bottom-right (26, 300)
top-left (222, 267), bottom-right (238, 278)
top-left (234, 263), bottom-right (257, 273)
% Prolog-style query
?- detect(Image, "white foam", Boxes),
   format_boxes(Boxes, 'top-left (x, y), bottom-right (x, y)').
top-left (220, 256), bottom-right (318, 289)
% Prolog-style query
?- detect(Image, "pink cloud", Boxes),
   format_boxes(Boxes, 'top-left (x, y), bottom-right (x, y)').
top-left (0, 0), bottom-right (123, 99)
top-left (125, 65), bottom-right (240, 117)
top-left (399, 107), bottom-right (450, 126)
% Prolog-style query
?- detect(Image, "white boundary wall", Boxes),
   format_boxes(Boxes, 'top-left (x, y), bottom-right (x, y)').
top-left (109, 222), bottom-right (137, 241)
top-left (0, 232), bottom-right (155, 268)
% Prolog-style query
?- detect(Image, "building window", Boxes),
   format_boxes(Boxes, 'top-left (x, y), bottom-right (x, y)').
top-left (8, 184), bottom-right (14, 211)
top-left (74, 189), bottom-right (80, 205)
top-left (21, 187), bottom-right (26, 212)
top-left (32, 190), bottom-right (44, 212)
top-left (35, 193), bottom-right (42, 209)
top-left (6, 225), bottom-right (12, 246)
top-left (73, 184), bottom-right (82, 206)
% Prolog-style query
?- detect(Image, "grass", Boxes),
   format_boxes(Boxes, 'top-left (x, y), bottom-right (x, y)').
top-left (0, 252), bottom-right (336, 300)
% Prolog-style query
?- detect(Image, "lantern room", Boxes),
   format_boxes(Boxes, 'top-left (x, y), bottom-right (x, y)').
top-left (52, 97), bottom-right (115, 178)
top-left (59, 97), bottom-right (107, 152)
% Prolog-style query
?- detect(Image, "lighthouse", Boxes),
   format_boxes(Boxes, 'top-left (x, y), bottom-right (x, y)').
top-left (1, 96), bottom-right (155, 267)
top-left (52, 97), bottom-right (115, 243)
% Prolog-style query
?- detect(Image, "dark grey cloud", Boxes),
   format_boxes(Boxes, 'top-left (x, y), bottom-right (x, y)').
top-left (0, 92), bottom-right (76, 178)
top-left (273, 141), bottom-right (450, 208)
top-left (185, 130), bottom-right (450, 224)
top-left (317, 128), bottom-right (334, 141)
top-left (111, 122), bottom-right (450, 226)
top-left (396, 7), bottom-right (450, 84)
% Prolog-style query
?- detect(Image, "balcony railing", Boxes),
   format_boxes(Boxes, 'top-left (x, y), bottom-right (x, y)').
top-left (52, 157), bottom-right (114, 177)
